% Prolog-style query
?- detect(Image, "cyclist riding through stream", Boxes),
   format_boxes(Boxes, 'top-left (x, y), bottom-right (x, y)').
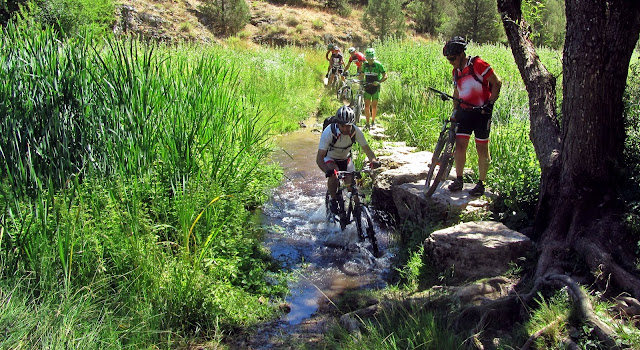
top-left (443, 36), bottom-right (502, 196)
top-left (316, 106), bottom-right (379, 214)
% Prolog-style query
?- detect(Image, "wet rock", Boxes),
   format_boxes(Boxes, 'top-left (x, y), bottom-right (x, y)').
top-left (424, 221), bottom-right (533, 284)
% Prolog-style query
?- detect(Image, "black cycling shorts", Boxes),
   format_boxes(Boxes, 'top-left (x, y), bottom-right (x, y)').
top-left (330, 67), bottom-right (344, 75)
top-left (332, 158), bottom-right (351, 171)
top-left (455, 109), bottom-right (492, 142)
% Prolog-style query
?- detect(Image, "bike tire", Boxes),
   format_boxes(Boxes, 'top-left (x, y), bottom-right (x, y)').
top-left (325, 191), bottom-right (333, 222)
top-left (354, 94), bottom-right (364, 124)
top-left (340, 86), bottom-right (352, 103)
top-left (424, 130), bottom-right (447, 197)
top-left (355, 204), bottom-right (379, 257)
top-left (425, 129), bottom-right (456, 197)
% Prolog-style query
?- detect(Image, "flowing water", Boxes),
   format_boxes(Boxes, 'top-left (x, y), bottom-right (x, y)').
top-left (254, 120), bottom-right (393, 344)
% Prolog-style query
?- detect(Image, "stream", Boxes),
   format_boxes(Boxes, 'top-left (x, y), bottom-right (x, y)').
top-left (253, 121), bottom-right (393, 346)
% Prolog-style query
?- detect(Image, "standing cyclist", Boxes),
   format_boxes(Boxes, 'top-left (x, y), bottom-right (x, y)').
top-left (443, 36), bottom-right (502, 196)
top-left (344, 47), bottom-right (366, 75)
top-left (317, 106), bottom-right (379, 214)
top-left (359, 48), bottom-right (387, 129)
top-left (327, 45), bottom-right (345, 87)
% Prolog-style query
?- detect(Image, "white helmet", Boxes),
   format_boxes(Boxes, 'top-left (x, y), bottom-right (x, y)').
top-left (348, 47), bottom-right (356, 54)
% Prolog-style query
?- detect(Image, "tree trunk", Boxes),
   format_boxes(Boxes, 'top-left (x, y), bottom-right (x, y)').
top-left (497, 0), bottom-right (640, 297)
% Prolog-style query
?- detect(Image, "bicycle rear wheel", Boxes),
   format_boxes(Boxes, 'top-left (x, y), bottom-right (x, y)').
top-left (425, 128), bottom-right (455, 197)
top-left (355, 204), bottom-right (379, 257)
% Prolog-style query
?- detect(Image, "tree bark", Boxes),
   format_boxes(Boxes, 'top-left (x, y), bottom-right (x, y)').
top-left (497, 0), bottom-right (640, 297)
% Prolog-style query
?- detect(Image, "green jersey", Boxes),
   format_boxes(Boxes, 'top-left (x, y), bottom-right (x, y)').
top-left (362, 60), bottom-right (386, 83)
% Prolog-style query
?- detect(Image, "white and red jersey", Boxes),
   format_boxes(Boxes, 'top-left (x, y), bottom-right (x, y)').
top-left (453, 56), bottom-right (494, 108)
top-left (349, 52), bottom-right (366, 68)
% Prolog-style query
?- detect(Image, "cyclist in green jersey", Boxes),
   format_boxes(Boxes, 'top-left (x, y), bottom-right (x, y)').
top-left (359, 48), bottom-right (387, 129)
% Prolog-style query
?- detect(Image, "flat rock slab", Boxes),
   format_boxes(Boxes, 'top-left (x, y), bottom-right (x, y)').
top-left (424, 221), bottom-right (533, 284)
top-left (391, 180), bottom-right (492, 224)
top-left (371, 145), bottom-right (431, 213)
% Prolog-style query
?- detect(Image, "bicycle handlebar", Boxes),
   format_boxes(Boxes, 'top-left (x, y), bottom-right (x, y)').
top-left (335, 162), bottom-right (380, 179)
top-left (428, 87), bottom-right (487, 113)
top-left (428, 87), bottom-right (463, 103)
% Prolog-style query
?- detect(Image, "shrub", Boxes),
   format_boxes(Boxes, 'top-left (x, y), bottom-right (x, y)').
top-left (199, 0), bottom-right (250, 36)
top-left (312, 19), bottom-right (324, 30)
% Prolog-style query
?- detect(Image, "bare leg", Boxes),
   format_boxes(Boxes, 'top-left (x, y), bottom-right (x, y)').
top-left (476, 141), bottom-right (490, 181)
top-left (370, 100), bottom-right (379, 125)
top-left (454, 137), bottom-right (470, 178)
top-left (364, 99), bottom-right (371, 126)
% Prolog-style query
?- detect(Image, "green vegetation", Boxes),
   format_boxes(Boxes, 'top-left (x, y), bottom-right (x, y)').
top-left (362, 0), bottom-right (406, 40)
top-left (199, 0), bottom-right (251, 35)
top-left (2, 3), bottom-right (640, 348)
top-left (0, 16), bottom-right (322, 348)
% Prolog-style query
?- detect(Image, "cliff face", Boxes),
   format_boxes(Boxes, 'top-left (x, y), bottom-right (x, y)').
top-left (113, 0), bottom-right (375, 48)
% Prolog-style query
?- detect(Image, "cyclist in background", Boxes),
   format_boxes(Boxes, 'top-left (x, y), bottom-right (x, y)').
top-left (325, 43), bottom-right (335, 78)
top-left (316, 106), bottom-right (379, 214)
top-left (443, 36), bottom-right (502, 196)
top-left (359, 48), bottom-right (387, 130)
top-left (344, 47), bottom-right (366, 75)
top-left (327, 45), bottom-right (345, 87)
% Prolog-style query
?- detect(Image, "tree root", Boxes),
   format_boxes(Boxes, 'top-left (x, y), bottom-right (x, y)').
top-left (519, 315), bottom-right (562, 350)
top-left (578, 241), bottom-right (640, 299)
top-left (545, 274), bottom-right (626, 350)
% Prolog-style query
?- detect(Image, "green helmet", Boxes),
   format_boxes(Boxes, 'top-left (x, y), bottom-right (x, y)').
top-left (365, 48), bottom-right (376, 59)
top-left (327, 43), bottom-right (335, 50)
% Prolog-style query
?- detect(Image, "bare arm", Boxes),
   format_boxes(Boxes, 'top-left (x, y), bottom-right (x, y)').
top-left (487, 72), bottom-right (502, 103)
top-left (316, 149), bottom-right (329, 172)
top-left (361, 144), bottom-right (377, 163)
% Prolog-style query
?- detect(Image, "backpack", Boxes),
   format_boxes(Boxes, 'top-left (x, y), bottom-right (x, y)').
top-left (322, 116), bottom-right (356, 149)
top-left (454, 56), bottom-right (488, 87)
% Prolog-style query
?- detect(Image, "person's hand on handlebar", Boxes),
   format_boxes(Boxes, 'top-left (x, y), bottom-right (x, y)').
top-left (372, 81), bottom-right (380, 86)
top-left (369, 159), bottom-right (381, 169)
top-left (481, 101), bottom-right (494, 115)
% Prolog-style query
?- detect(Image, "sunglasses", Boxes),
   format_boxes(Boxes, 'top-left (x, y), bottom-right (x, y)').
top-left (446, 55), bottom-right (457, 62)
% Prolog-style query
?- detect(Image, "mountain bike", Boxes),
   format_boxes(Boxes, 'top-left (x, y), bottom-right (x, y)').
top-left (350, 79), bottom-right (366, 125)
top-left (336, 76), bottom-right (353, 103)
top-left (423, 87), bottom-right (482, 197)
top-left (338, 74), bottom-right (367, 125)
top-left (325, 164), bottom-right (379, 257)
top-left (328, 67), bottom-right (343, 94)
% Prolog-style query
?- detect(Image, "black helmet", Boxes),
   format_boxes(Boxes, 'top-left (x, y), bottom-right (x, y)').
top-left (335, 106), bottom-right (355, 125)
top-left (443, 36), bottom-right (467, 56)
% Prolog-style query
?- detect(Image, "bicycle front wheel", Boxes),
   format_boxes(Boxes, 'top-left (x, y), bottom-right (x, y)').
top-left (353, 94), bottom-right (364, 124)
top-left (425, 128), bottom-right (450, 197)
top-left (355, 204), bottom-right (379, 257)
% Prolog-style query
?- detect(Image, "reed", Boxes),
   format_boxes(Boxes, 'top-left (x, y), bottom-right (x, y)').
top-left (0, 18), bottom-right (292, 347)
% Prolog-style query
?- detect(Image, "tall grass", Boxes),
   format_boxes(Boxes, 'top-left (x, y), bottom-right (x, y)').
top-left (0, 17), bottom-right (311, 348)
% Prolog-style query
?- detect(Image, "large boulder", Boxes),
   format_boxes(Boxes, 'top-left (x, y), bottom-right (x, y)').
top-left (424, 221), bottom-right (533, 284)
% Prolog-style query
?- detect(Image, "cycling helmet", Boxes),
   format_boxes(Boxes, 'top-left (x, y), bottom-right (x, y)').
top-left (333, 46), bottom-right (340, 51)
top-left (365, 48), bottom-right (375, 59)
top-left (443, 36), bottom-right (467, 56)
top-left (348, 47), bottom-right (356, 54)
top-left (335, 106), bottom-right (355, 125)
top-left (327, 43), bottom-right (335, 50)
